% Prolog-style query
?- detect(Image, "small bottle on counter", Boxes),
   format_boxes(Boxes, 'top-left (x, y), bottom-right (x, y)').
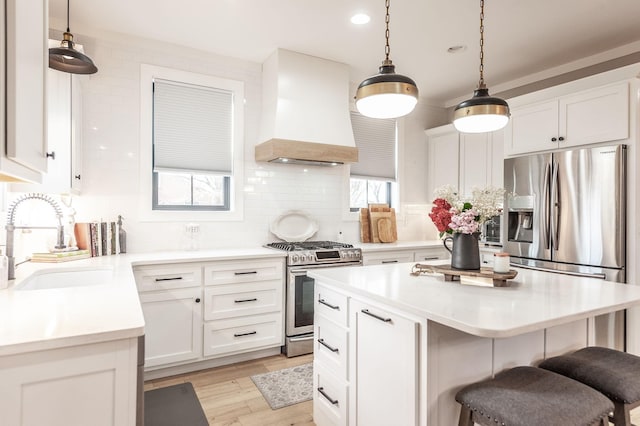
top-left (117, 215), bottom-right (127, 254)
top-left (493, 252), bottom-right (510, 273)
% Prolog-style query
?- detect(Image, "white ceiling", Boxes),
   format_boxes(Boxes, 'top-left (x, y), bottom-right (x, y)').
top-left (48, 0), bottom-right (640, 106)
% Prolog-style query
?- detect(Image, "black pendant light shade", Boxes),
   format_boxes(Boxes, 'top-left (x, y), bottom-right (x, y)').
top-left (452, 0), bottom-right (509, 133)
top-left (356, 60), bottom-right (419, 119)
top-left (49, 0), bottom-right (98, 75)
top-left (355, 0), bottom-right (418, 119)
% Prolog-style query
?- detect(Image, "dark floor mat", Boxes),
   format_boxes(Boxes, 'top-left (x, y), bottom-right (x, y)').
top-left (144, 382), bottom-right (209, 426)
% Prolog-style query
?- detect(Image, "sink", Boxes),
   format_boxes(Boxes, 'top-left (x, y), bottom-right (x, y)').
top-left (14, 266), bottom-right (115, 291)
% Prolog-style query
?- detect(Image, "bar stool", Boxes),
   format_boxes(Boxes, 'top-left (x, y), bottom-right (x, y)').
top-left (540, 346), bottom-right (640, 426)
top-left (455, 366), bottom-right (613, 426)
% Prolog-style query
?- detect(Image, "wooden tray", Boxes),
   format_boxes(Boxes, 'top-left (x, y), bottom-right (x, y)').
top-left (411, 264), bottom-right (518, 287)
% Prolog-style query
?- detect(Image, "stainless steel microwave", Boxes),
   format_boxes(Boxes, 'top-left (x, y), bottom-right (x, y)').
top-left (480, 215), bottom-right (503, 246)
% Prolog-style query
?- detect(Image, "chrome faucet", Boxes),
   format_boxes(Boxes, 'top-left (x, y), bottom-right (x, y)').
top-left (6, 193), bottom-right (66, 280)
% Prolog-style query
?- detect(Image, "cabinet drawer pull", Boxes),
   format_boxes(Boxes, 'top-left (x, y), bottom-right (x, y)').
top-left (317, 387), bottom-right (339, 405)
top-left (154, 277), bottom-right (183, 282)
top-left (551, 137), bottom-right (557, 142)
top-left (318, 298), bottom-right (340, 310)
top-left (361, 308), bottom-right (392, 323)
top-left (234, 271), bottom-right (258, 276)
top-left (558, 136), bottom-right (565, 141)
top-left (421, 256), bottom-right (439, 260)
top-left (318, 338), bottom-right (339, 353)
top-left (381, 260), bottom-right (398, 264)
top-left (234, 298), bottom-right (258, 303)
top-left (234, 331), bottom-right (257, 337)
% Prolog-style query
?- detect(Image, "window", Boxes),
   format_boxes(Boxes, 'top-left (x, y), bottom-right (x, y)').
top-left (349, 111), bottom-right (397, 211)
top-left (152, 79), bottom-right (233, 210)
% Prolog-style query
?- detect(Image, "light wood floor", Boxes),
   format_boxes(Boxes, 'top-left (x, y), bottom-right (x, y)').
top-left (144, 354), bottom-right (315, 426)
top-left (145, 353), bottom-right (640, 426)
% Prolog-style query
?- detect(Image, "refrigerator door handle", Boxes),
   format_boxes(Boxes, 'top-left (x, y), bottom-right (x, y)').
top-left (551, 161), bottom-right (560, 250)
top-left (543, 162), bottom-right (551, 250)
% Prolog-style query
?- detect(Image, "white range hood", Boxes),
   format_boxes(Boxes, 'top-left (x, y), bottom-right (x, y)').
top-left (255, 49), bottom-right (358, 166)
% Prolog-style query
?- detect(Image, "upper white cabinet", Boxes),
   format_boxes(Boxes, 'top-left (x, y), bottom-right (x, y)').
top-left (4, 0), bottom-right (48, 181)
top-left (425, 124), bottom-right (504, 199)
top-left (11, 62), bottom-right (84, 194)
top-left (504, 82), bottom-right (629, 156)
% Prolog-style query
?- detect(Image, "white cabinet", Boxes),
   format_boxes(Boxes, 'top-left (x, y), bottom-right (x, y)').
top-left (11, 62), bottom-right (84, 194)
top-left (3, 0), bottom-right (48, 182)
top-left (202, 259), bottom-right (284, 358)
top-left (505, 82), bottom-right (629, 156)
top-left (413, 247), bottom-right (449, 262)
top-left (362, 249), bottom-right (414, 265)
top-left (350, 298), bottom-right (419, 426)
top-left (135, 264), bottom-right (203, 368)
top-left (426, 124), bottom-right (504, 199)
top-left (0, 338), bottom-right (138, 426)
top-left (139, 287), bottom-right (203, 368)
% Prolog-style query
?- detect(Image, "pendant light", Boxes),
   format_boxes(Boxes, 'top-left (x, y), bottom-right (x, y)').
top-left (453, 0), bottom-right (509, 133)
top-left (355, 0), bottom-right (418, 119)
top-left (49, 0), bottom-right (98, 75)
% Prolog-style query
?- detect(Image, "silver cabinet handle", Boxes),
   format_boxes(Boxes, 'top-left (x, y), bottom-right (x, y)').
top-left (317, 387), bottom-right (339, 405)
top-left (155, 276), bottom-right (183, 282)
top-left (318, 298), bottom-right (340, 310)
top-left (421, 256), bottom-right (439, 260)
top-left (318, 338), bottom-right (339, 353)
top-left (234, 331), bottom-right (257, 337)
top-left (234, 271), bottom-right (258, 275)
top-left (234, 298), bottom-right (258, 303)
top-left (361, 308), bottom-right (392, 323)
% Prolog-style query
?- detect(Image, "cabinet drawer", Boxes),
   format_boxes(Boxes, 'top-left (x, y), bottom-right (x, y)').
top-left (313, 361), bottom-right (348, 426)
top-left (203, 313), bottom-right (283, 357)
top-left (316, 285), bottom-right (348, 327)
top-left (362, 251), bottom-right (413, 266)
top-left (134, 264), bottom-right (202, 291)
top-left (414, 248), bottom-right (449, 262)
top-left (315, 315), bottom-right (348, 380)
top-left (204, 259), bottom-right (283, 286)
top-left (203, 280), bottom-right (283, 321)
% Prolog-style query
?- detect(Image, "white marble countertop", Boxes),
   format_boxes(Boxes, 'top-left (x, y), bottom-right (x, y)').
top-left (309, 261), bottom-right (640, 338)
top-left (0, 248), bottom-right (286, 356)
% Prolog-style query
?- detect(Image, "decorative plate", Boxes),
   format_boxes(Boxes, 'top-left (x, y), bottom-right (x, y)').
top-left (270, 210), bottom-right (318, 242)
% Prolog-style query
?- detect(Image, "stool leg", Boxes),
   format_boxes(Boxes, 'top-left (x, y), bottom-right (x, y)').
top-left (612, 401), bottom-right (631, 426)
top-left (458, 405), bottom-right (474, 426)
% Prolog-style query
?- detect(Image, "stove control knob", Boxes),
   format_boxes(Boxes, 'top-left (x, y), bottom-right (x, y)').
top-left (306, 254), bottom-right (313, 262)
top-left (291, 255), bottom-right (299, 263)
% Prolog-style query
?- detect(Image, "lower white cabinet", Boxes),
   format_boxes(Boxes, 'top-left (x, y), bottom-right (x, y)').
top-left (350, 299), bottom-right (419, 426)
top-left (203, 312), bottom-right (282, 357)
top-left (363, 247), bottom-right (449, 265)
top-left (413, 247), bottom-right (449, 262)
top-left (139, 287), bottom-right (203, 368)
top-left (0, 338), bottom-right (138, 426)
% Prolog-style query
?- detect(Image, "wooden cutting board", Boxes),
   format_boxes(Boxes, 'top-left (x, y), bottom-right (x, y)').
top-left (360, 208), bottom-right (371, 243)
top-left (370, 208), bottom-right (397, 243)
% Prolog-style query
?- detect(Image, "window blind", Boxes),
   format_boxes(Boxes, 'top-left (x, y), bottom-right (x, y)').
top-left (349, 111), bottom-right (397, 181)
top-left (153, 79), bottom-right (233, 175)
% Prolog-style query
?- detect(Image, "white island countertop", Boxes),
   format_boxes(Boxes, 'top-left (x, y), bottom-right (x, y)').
top-left (309, 262), bottom-right (640, 338)
top-left (0, 248), bottom-right (286, 356)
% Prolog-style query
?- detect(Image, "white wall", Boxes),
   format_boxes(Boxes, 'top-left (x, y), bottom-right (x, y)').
top-left (19, 33), bottom-right (445, 253)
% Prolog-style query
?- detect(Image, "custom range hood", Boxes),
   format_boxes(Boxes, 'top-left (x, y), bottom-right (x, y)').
top-left (255, 49), bottom-right (358, 166)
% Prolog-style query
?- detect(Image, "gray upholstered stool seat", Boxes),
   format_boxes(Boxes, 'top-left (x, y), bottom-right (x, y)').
top-left (455, 366), bottom-right (613, 426)
top-left (540, 346), bottom-right (640, 426)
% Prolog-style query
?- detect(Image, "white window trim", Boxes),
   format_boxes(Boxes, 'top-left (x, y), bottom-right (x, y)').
top-left (138, 64), bottom-right (244, 222)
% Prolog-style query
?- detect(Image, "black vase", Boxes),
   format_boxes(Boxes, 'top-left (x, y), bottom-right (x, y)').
top-left (443, 233), bottom-right (480, 270)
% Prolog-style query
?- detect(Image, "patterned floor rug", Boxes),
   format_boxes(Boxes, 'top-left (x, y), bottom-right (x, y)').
top-left (250, 363), bottom-right (313, 410)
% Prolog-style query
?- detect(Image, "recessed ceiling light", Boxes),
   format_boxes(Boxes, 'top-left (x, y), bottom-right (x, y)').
top-left (447, 45), bottom-right (467, 54)
top-left (351, 13), bottom-right (371, 25)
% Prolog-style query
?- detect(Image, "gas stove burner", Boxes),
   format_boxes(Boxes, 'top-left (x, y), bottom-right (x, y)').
top-left (266, 240), bottom-right (354, 251)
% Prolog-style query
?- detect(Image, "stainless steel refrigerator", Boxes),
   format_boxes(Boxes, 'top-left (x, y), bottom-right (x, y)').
top-left (503, 144), bottom-right (626, 349)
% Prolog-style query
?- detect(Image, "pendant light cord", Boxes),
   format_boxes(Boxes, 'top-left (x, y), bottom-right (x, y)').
top-left (478, 0), bottom-right (485, 88)
top-left (384, 0), bottom-right (391, 62)
top-left (66, 0), bottom-right (71, 32)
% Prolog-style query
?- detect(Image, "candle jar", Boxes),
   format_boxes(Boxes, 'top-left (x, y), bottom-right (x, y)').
top-left (493, 252), bottom-right (510, 273)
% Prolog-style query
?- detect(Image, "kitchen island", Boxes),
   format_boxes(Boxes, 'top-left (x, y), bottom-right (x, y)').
top-left (309, 262), bottom-right (640, 426)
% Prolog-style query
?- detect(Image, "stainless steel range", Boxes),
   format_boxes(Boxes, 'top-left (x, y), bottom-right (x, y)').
top-left (266, 240), bottom-right (362, 357)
